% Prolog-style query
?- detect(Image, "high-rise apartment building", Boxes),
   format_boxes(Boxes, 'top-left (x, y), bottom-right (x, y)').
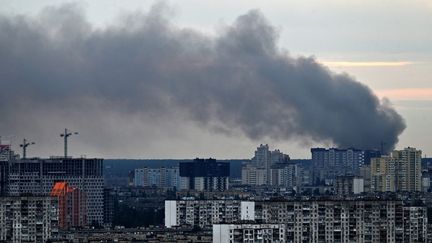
top-left (0, 196), bottom-right (58, 243)
top-left (371, 156), bottom-right (397, 192)
top-left (371, 147), bottom-right (422, 192)
top-left (50, 182), bottom-right (87, 230)
top-left (179, 158), bottom-right (229, 191)
top-left (165, 200), bottom-right (254, 228)
top-left (134, 166), bottom-right (179, 188)
top-left (334, 175), bottom-right (364, 195)
top-left (270, 163), bottom-right (297, 189)
top-left (259, 200), bottom-right (427, 243)
top-left (167, 198), bottom-right (428, 242)
top-left (311, 148), bottom-right (380, 185)
top-left (392, 147), bottom-right (422, 191)
top-left (8, 158), bottom-right (104, 225)
top-left (103, 188), bottom-right (115, 227)
top-left (0, 141), bottom-right (12, 196)
top-left (242, 145), bottom-right (290, 186)
top-left (241, 164), bottom-right (267, 186)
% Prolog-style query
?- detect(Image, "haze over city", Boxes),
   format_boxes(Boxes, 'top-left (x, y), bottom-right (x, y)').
top-left (0, 0), bottom-right (431, 159)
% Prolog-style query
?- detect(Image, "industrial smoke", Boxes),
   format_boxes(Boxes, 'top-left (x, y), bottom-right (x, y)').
top-left (0, 4), bottom-right (405, 153)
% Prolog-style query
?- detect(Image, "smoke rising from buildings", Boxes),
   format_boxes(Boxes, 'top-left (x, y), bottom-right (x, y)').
top-left (0, 3), bottom-right (405, 155)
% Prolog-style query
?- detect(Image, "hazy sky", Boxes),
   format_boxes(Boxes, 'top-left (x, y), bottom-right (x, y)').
top-left (0, 0), bottom-right (431, 159)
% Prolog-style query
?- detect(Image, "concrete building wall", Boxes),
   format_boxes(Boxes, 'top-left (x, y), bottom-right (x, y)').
top-left (240, 201), bottom-right (255, 221)
top-left (164, 200), bottom-right (177, 228)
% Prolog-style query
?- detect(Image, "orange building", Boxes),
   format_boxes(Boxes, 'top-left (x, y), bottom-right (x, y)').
top-left (50, 182), bottom-right (87, 229)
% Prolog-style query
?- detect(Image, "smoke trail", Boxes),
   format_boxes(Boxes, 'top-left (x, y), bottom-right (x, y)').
top-left (0, 3), bottom-right (405, 154)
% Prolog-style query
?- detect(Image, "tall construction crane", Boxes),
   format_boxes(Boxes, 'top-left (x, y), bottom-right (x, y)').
top-left (19, 138), bottom-right (35, 159)
top-left (60, 128), bottom-right (78, 158)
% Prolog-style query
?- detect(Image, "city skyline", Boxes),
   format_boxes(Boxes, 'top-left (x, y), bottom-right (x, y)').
top-left (0, 0), bottom-right (431, 159)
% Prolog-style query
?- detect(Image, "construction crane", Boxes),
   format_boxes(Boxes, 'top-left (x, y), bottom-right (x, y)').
top-left (19, 138), bottom-right (35, 159)
top-left (60, 129), bottom-right (78, 158)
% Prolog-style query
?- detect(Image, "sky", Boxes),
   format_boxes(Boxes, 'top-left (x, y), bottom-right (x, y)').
top-left (0, 0), bottom-right (431, 159)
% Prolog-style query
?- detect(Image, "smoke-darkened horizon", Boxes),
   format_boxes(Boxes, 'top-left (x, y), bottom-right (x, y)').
top-left (0, 3), bottom-right (405, 156)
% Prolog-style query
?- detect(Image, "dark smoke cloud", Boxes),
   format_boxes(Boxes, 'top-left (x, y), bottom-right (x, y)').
top-left (0, 3), bottom-right (405, 155)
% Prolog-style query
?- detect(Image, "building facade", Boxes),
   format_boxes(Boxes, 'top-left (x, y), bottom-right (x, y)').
top-left (7, 158), bottom-right (104, 225)
top-left (50, 181), bottom-right (87, 229)
top-left (371, 147), bottom-right (422, 192)
top-left (311, 148), bottom-right (380, 185)
top-left (134, 166), bottom-right (179, 188)
top-left (213, 224), bottom-right (286, 243)
top-left (165, 200), bottom-right (254, 228)
top-left (0, 196), bottom-right (58, 243)
top-left (241, 164), bottom-right (267, 186)
top-left (260, 199), bottom-right (427, 243)
top-left (270, 163), bottom-right (297, 189)
top-left (179, 159), bottom-right (229, 191)
top-left (242, 145), bottom-right (291, 186)
top-left (168, 198), bottom-right (428, 243)
top-left (334, 175), bottom-right (364, 195)
top-left (0, 141), bottom-right (12, 196)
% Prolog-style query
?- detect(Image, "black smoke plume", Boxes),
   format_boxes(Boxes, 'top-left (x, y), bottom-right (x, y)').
top-left (0, 4), bottom-right (405, 155)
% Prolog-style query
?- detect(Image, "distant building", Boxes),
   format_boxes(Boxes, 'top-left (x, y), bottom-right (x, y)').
top-left (392, 147), bottom-right (422, 191)
top-left (334, 175), bottom-right (364, 195)
top-left (241, 164), bottom-right (267, 186)
top-left (0, 196), bottom-right (58, 243)
top-left (134, 166), bottom-right (179, 188)
top-left (0, 141), bottom-right (12, 196)
top-left (311, 148), bottom-right (380, 185)
top-left (8, 158), bottom-right (104, 225)
top-left (242, 145), bottom-right (290, 186)
top-left (371, 147), bottom-right (422, 192)
top-left (103, 188), bottom-right (115, 227)
top-left (270, 162), bottom-right (297, 190)
top-left (371, 156), bottom-right (397, 192)
top-left (0, 160), bottom-right (8, 197)
top-left (50, 181), bottom-right (87, 229)
top-left (179, 158), bottom-right (229, 191)
top-left (213, 224), bottom-right (286, 243)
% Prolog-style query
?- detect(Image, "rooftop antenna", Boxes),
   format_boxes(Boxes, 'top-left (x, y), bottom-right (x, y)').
top-left (19, 138), bottom-right (35, 159)
top-left (60, 128), bottom-right (78, 158)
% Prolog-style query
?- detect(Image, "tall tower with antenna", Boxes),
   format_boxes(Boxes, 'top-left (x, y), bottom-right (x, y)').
top-left (19, 138), bottom-right (35, 159)
top-left (60, 129), bottom-right (78, 158)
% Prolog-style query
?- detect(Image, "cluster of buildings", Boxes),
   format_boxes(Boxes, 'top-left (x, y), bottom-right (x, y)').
top-left (166, 197), bottom-right (428, 243)
top-left (2, 133), bottom-right (432, 243)
top-left (370, 147), bottom-right (422, 192)
top-left (240, 145), bottom-right (426, 196)
top-left (133, 158), bottom-right (230, 192)
top-left (0, 139), bottom-right (108, 242)
top-left (241, 144), bottom-right (298, 189)
top-left (311, 148), bottom-right (380, 185)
